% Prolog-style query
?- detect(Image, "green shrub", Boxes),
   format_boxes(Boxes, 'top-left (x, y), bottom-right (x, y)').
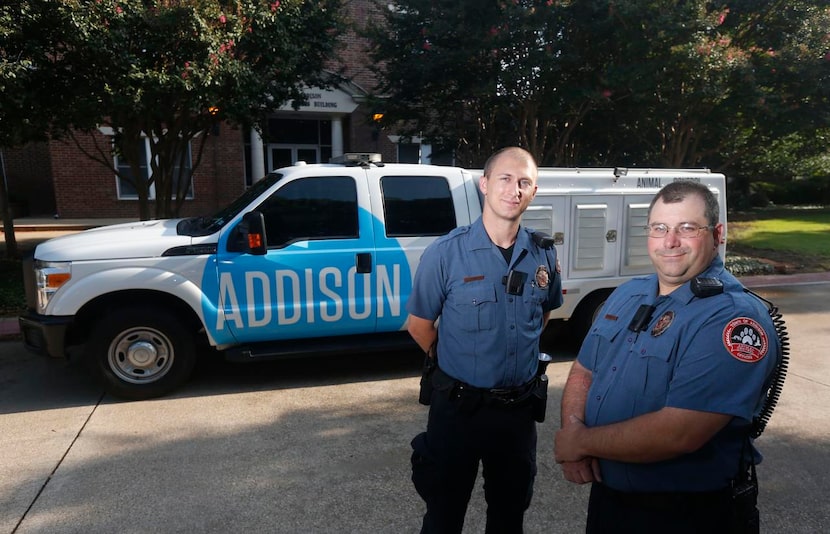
top-left (752, 176), bottom-right (830, 206)
top-left (0, 259), bottom-right (26, 317)
top-left (725, 254), bottom-right (775, 277)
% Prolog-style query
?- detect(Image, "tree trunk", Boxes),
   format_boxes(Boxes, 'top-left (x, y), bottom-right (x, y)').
top-left (0, 149), bottom-right (19, 259)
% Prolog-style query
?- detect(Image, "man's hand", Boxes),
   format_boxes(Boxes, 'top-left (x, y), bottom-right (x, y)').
top-left (560, 458), bottom-right (602, 484)
top-left (557, 415), bottom-right (601, 484)
top-left (554, 414), bottom-right (587, 464)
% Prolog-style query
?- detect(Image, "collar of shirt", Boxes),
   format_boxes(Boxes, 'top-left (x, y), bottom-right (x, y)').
top-left (467, 218), bottom-right (534, 268)
top-left (635, 256), bottom-right (734, 306)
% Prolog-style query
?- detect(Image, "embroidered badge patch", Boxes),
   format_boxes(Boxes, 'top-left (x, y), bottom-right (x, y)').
top-left (723, 317), bottom-right (769, 363)
top-left (534, 265), bottom-right (550, 289)
top-left (651, 311), bottom-right (675, 337)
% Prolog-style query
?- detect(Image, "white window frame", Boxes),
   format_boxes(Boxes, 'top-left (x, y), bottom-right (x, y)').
top-left (102, 128), bottom-right (195, 201)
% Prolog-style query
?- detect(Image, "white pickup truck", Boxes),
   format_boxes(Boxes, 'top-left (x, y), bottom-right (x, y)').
top-left (19, 153), bottom-right (726, 399)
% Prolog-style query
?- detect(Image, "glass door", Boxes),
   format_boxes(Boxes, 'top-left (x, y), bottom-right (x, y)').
top-left (268, 145), bottom-right (320, 171)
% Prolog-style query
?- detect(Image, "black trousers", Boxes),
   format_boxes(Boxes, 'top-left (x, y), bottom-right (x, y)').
top-left (410, 385), bottom-right (537, 534)
top-left (586, 482), bottom-right (735, 534)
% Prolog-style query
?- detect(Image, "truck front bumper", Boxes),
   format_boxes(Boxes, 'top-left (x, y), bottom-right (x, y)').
top-left (18, 313), bottom-right (73, 359)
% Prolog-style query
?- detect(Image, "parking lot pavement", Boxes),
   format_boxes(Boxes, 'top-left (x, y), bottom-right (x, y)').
top-left (0, 346), bottom-right (593, 533)
top-left (2, 283), bottom-right (829, 533)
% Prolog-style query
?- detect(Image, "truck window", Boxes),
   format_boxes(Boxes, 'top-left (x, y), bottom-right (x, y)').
top-left (381, 176), bottom-right (456, 237)
top-left (256, 176), bottom-right (358, 247)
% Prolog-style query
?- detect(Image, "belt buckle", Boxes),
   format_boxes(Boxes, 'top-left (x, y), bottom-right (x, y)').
top-left (488, 387), bottom-right (517, 403)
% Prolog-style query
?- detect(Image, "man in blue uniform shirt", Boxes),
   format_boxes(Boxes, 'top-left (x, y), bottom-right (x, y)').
top-left (555, 181), bottom-right (781, 533)
top-left (407, 147), bottom-right (563, 533)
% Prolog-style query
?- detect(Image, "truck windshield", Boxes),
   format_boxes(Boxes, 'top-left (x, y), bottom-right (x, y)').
top-left (177, 173), bottom-right (284, 236)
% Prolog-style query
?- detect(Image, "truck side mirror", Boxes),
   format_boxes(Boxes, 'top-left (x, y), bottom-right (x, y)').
top-left (240, 211), bottom-right (268, 255)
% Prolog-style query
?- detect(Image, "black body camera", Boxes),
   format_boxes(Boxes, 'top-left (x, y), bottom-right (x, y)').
top-left (628, 304), bottom-right (655, 333)
top-left (504, 270), bottom-right (527, 296)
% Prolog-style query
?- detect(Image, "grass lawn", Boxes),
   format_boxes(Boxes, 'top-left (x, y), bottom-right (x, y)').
top-left (728, 208), bottom-right (830, 257)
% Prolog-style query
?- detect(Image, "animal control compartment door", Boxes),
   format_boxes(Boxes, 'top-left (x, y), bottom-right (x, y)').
top-left (568, 196), bottom-right (619, 279)
top-left (522, 197), bottom-right (567, 269)
top-left (620, 196), bottom-right (654, 277)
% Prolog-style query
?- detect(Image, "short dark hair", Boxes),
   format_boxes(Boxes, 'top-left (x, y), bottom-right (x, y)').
top-left (649, 181), bottom-right (719, 226)
top-left (482, 147), bottom-right (537, 178)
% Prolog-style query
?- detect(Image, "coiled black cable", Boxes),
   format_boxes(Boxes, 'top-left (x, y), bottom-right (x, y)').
top-left (744, 290), bottom-right (790, 439)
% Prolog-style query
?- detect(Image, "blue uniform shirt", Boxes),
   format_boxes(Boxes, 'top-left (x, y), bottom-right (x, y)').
top-left (407, 218), bottom-right (563, 388)
top-left (578, 256), bottom-right (781, 492)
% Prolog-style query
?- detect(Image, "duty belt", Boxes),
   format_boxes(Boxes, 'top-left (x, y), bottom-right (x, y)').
top-left (434, 367), bottom-right (537, 407)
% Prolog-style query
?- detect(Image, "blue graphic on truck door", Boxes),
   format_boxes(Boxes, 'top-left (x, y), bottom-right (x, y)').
top-left (201, 175), bottom-right (412, 344)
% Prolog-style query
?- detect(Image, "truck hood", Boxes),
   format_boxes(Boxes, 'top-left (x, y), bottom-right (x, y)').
top-left (34, 219), bottom-right (202, 261)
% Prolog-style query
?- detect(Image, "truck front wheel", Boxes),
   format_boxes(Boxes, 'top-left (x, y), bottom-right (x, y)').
top-left (87, 308), bottom-right (197, 400)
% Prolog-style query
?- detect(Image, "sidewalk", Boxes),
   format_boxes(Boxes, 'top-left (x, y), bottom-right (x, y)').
top-left (2, 216), bottom-right (137, 232)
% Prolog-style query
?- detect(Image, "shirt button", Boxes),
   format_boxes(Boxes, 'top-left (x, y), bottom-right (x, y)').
top-left (509, 297), bottom-right (514, 303)
top-left (510, 325), bottom-right (515, 330)
top-left (612, 366), bottom-right (617, 372)
top-left (596, 396), bottom-right (601, 401)
top-left (627, 337), bottom-right (633, 342)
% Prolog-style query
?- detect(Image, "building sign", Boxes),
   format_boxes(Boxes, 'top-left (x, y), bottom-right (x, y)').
top-left (279, 86), bottom-right (360, 114)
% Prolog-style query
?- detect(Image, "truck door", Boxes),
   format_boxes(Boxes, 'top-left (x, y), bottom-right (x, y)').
top-left (213, 172), bottom-right (380, 343)
top-left (365, 168), bottom-right (469, 332)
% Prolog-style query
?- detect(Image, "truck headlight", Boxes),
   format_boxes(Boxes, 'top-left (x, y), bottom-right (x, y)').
top-left (35, 261), bottom-right (72, 313)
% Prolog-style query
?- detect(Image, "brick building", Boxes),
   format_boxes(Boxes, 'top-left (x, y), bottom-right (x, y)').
top-left (3, 1), bottom-right (442, 220)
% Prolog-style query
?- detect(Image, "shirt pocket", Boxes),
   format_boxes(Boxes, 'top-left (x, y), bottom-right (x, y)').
top-left (450, 283), bottom-right (498, 332)
top-left (634, 336), bottom-right (676, 400)
top-left (589, 318), bottom-right (622, 344)
top-left (522, 286), bottom-right (547, 325)
top-left (581, 320), bottom-right (623, 372)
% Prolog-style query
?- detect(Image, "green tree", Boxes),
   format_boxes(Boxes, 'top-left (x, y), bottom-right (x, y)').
top-left (0, 0), bottom-right (67, 257)
top-left (365, 0), bottom-right (619, 167)
top-left (367, 0), bottom-right (829, 175)
top-left (691, 1), bottom-right (830, 198)
top-left (6, 0), bottom-right (344, 220)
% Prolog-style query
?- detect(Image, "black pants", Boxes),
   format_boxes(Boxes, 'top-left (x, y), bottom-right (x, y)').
top-left (586, 482), bottom-right (735, 534)
top-left (410, 384), bottom-right (537, 534)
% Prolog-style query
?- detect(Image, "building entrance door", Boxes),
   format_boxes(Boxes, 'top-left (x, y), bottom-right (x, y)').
top-left (268, 144), bottom-right (320, 171)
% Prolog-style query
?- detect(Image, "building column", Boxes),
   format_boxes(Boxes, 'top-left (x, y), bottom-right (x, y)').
top-left (420, 143), bottom-right (431, 164)
top-left (331, 116), bottom-right (344, 159)
top-left (250, 127), bottom-right (266, 182)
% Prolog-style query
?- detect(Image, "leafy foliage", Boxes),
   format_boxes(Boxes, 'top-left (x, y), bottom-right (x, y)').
top-left (1, 0), bottom-right (345, 219)
top-left (367, 0), bottom-right (830, 174)
top-left (724, 254), bottom-right (775, 277)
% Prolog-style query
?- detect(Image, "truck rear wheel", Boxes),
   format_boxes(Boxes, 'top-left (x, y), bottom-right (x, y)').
top-left (87, 307), bottom-right (196, 400)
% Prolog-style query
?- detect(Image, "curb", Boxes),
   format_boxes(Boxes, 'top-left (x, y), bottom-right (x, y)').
top-left (738, 270), bottom-right (830, 288)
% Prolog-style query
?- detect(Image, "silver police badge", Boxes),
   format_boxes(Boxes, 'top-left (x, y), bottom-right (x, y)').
top-left (534, 265), bottom-right (550, 289)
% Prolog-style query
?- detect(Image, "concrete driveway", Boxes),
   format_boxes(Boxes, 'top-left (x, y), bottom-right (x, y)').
top-left (1, 280), bottom-right (829, 533)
